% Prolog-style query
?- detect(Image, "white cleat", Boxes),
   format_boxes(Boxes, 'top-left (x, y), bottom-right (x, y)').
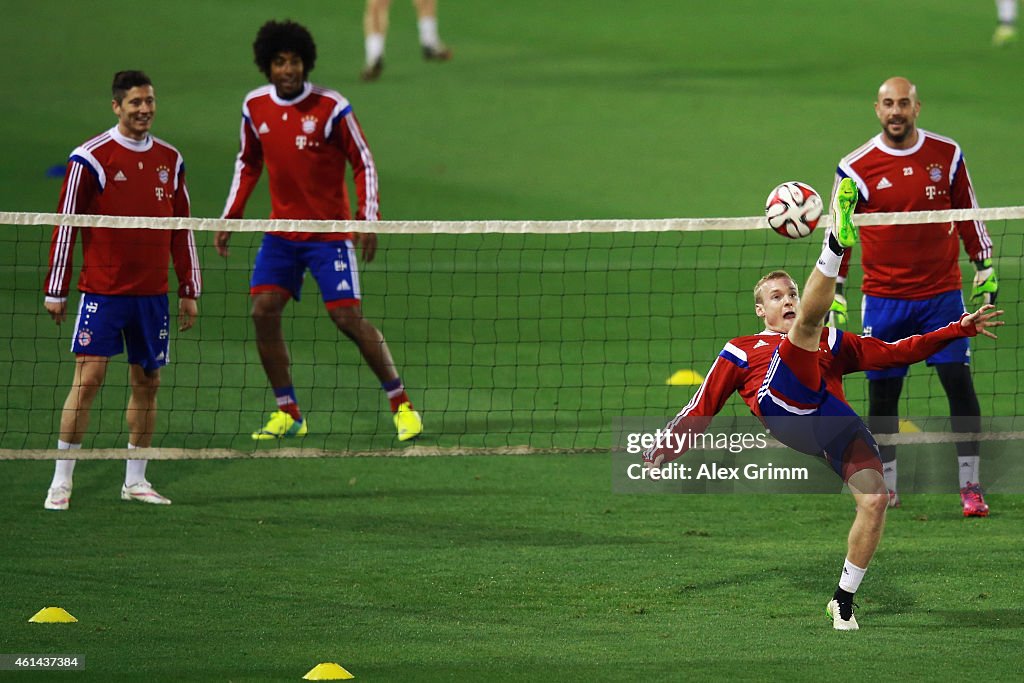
top-left (826, 599), bottom-right (859, 631)
top-left (44, 484), bottom-right (72, 511)
top-left (121, 481), bottom-right (172, 505)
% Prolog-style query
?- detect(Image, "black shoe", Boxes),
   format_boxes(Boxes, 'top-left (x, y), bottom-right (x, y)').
top-left (422, 44), bottom-right (452, 61)
top-left (360, 59), bottom-right (384, 81)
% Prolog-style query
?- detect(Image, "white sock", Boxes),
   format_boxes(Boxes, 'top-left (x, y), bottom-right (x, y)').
top-left (126, 444), bottom-right (148, 486)
top-left (418, 16), bottom-right (440, 47)
top-left (882, 460), bottom-right (898, 493)
top-left (958, 455), bottom-right (980, 488)
top-left (365, 33), bottom-right (385, 65)
top-left (816, 239), bottom-right (844, 278)
top-left (997, 0), bottom-right (1018, 24)
top-left (839, 558), bottom-right (867, 594)
top-left (51, 442), bottom-right (81, 488)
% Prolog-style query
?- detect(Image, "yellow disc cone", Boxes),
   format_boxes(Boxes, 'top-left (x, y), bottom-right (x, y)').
top-left (28, 607), bottom-right (78, 623)
top-left (666, 369), bottom-right (705, 386)
top-left (303, 662), bottom-right (355, 680)
top-left (898, 419), bottom-right (922, 433)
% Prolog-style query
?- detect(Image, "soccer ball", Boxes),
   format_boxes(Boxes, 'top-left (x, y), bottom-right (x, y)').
top-left (765, 181), bottom-right (823, 239)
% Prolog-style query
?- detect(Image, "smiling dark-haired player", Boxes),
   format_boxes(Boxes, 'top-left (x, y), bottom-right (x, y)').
top-left (216, 20), bottom-right (422, 443)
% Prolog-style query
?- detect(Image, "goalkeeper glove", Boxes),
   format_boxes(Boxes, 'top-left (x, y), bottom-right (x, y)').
top-left (826, 293), bottom-right (848, 328)
top-left (971, 258), bottom-right (998, 306)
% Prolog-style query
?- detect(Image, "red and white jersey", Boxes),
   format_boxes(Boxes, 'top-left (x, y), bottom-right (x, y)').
top-left (221, 82), bottom-right (379, 241)
top-left (650, 321), bottom-right (968, 462)
top-left (833, 130), bottom-right (992, 299)
top-left (45, 127), bottom-right (201, 299)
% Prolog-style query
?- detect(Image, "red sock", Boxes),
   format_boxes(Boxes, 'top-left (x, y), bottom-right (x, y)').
top-left (389, 392), bottom-right (411, 413)
top-left (279, 402), bottom-right (302, 421)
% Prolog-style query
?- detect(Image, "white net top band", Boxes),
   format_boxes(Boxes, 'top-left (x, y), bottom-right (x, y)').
top-left (3, 207), bottom-right (1024, 235)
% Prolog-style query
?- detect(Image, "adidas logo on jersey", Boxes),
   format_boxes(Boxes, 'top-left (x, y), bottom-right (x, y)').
top-left (876, 177), bottom-right (892, 190)
top-left (754, 340), bottom-right (769, 349)
top-left (258, 122), bottom-right (270, 134)
top-left (114, 171), bottom-right (127, 182)
top-left (336, 281), bottom-right (351, 291)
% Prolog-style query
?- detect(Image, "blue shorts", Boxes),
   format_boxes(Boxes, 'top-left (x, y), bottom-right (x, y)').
top-left (250, 234), bottom-right (361, 307)
top-left (757, 339), bottom-right (881, 480)
top-left (862, 290), bottom-right (969, 380)
top-left (71, 293), bottom-right (170, 372)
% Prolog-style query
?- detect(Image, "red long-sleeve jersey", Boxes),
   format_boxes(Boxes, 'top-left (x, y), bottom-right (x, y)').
top-left (44, 127), bottom-right (201, 300)
top-left (833, 130), bottom-right (993, 299)
top-left (648, 320), bottom-right (973, 463)
top-left (221, 82), bottom-right (379, 241)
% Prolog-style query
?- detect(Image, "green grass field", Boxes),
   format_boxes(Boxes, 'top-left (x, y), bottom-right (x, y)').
top-left (1, 1), bottom-right (1023, 680)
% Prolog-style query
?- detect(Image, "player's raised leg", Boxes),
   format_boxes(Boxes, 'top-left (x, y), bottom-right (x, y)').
top-left (790, 177), bottom-right (859, 352)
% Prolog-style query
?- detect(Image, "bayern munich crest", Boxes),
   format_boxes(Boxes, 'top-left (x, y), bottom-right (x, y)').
top-left (301, 115), bottom-right (318, 134)
top-left (928, 164), bottom-right (943, 183)
top-left (77, 330), bottom-right (92, 347)
top-left (157, 165), bottom-right (170, 184)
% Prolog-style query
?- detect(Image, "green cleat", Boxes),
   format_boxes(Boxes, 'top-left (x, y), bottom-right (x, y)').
top-left (832, 177), bottom-right (859, 248)
top-left (252, 410), bottom-right (307, 440)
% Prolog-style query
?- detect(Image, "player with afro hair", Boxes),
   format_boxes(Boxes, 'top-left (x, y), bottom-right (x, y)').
top-left (253, 20), bottom-right (317, 78)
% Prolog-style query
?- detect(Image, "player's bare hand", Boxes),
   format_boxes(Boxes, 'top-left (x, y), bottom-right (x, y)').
top-left (644, 454), bottom-right (665, 470)
top-left (355, 231), bottom-right (378, 263)
top-left (214, 231), bottom-right (231, 258)
top-left (178, 297), bottom-right (198, 332)
top-left (44, 299), bottom-right (66, 324)
top-left (962, 304), bottom-right (1004, 339)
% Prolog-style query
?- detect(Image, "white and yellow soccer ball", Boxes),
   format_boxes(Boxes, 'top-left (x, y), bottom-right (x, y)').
top-left (765, 181), bottom-right (823, 239)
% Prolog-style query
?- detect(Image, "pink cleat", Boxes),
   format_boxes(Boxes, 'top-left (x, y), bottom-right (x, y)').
top-left (960, 482), bottom-right (989, 517)
top-left (44, 484), bottom-right (72, 511)
top-left (887, 489), bottom-right (901, 509)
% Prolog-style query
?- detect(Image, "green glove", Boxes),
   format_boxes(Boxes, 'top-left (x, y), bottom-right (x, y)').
top-left (827, 293), bottom-right (848, 328)
top-left (971, 258), bottom-right (998, 306)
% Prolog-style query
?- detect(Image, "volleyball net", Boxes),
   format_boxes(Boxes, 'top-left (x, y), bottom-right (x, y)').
top-left (0, 207), bottom-right (1021, 463)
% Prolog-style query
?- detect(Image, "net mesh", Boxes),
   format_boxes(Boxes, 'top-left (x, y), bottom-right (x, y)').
top-left (1, 208), bottom-right (1022, 459)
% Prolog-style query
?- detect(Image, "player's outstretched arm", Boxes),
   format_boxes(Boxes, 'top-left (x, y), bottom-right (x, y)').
top-left (960, 304), bottom-right (1005, 339)
top-left (840, 305), bottom-right (1004, 373)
